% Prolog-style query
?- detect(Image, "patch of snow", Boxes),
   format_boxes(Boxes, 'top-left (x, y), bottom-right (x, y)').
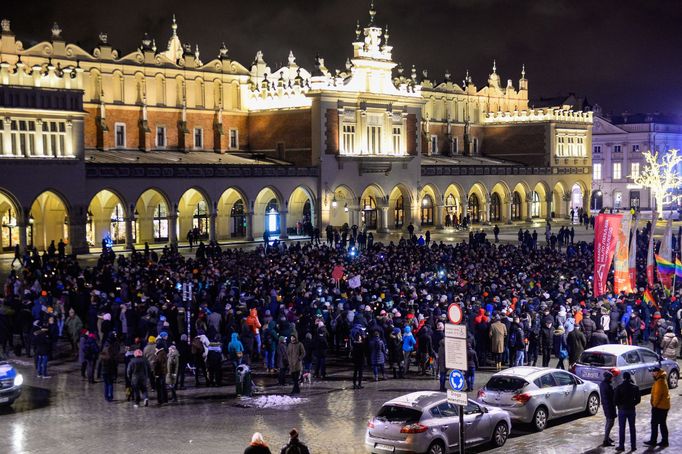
top-left (240, 394), bottom-right (308, 408)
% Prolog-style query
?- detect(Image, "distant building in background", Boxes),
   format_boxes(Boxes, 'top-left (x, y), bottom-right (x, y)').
top-left (591, 107), bottom-right (682, 215)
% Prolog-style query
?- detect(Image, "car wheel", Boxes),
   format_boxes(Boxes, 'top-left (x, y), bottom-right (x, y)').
top-left (668, 369), bottom-right (679, 389)
top-left (585, 392), bottom-right (600, 416)
top-left (427, 440), bottom-right (446, 454)
top-left (533, 406), bottom-right (548, 432)
top-left (490, 421), bottom-right (509, 447)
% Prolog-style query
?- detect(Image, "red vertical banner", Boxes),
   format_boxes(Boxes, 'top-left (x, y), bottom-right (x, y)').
top-left (614, 214), bottom-right (633, 294)
top-left (593, 214), bottom-right (622, 296)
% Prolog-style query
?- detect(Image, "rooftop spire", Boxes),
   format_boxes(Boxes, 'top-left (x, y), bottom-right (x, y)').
top-left (521, 64), bottom-right (526, 79)
top-left (368, 1), bottom-right (377, 26)
top-left (492, 59), bottom-right (497, 74)
top-left (171, 14), bottom-right (177, 36)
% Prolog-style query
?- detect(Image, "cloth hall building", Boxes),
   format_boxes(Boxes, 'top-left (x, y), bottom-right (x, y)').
top-left (0, 6), bottom-right (593, 254)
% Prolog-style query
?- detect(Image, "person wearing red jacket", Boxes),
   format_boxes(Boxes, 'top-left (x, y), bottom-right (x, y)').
top-left (246, 308), bottom-right (262, 359)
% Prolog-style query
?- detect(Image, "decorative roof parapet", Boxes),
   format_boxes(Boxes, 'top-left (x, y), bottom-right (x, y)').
top-left (483, 108), bottom-right (593, 124)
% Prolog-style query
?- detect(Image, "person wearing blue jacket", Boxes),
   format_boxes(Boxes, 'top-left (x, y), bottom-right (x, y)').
top-left (401, 326), bottom-right (416, 376)
top-left (227, 333), bottom-right (244, 370)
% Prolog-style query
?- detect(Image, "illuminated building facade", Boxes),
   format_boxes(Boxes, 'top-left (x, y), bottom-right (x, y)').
top-left (0, 5), bottom-right (592, 254)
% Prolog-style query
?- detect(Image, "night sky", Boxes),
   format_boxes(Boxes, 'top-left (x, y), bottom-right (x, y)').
top-left (3, 0), bottom-right (681, 115)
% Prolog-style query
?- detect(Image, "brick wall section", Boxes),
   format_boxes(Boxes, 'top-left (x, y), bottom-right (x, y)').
top-left (326, 109), bottom-right (339, 155)
top-left (480, 124), bottom-right (548, 166)
top-left (247, 109), bottom-right (311, 165)
top-left (84, 104), bottom-right (247, 152)
top-left (406, 114), bottom-right (417, 155)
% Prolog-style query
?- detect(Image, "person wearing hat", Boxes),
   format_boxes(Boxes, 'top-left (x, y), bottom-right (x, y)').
top-left (613, 371), bottom-right (641, 452)
top-left (599, 371), bottom-right (617, 446)
top-left (280, 429), bottom-right (310, 454)
top-left (660, 326), bottom-right (679, 361)
top-left (126, 349), bottom-right (150, 407)
top-left (644, 366), bottom-right (670, 447)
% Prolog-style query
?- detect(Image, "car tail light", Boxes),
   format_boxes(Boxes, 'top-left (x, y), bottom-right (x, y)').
top-left (512, 393), bottom-right (532, 405)
top-left (477, 389), bottom-right (486, 399)
top-left (569, 364), bottom-right (576, 374)
top-left (367, 419), bottom-right (375, 429)
top-left (400, 423), bottom-right (429, 434)
top-left (610, 367), bottom-right (621, 377)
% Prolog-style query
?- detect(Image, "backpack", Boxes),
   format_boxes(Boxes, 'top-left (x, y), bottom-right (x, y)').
top-left (508, 330), bottom-right (518, 348)
top-left (191, 337), bottom-right (204, 355)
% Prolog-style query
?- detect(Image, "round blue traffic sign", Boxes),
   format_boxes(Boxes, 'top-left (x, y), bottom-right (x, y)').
top-left (449, 369), bottom-right (465, 391)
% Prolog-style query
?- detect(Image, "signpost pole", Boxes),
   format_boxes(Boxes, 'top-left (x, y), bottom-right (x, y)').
top-left (444, 304), bottom-right (467, 454)
top-left (459, 408), bottom-right (465, 454)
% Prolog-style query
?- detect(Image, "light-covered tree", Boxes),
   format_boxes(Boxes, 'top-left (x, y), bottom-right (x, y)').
top-left (631, 149), bottom-right (682, 217)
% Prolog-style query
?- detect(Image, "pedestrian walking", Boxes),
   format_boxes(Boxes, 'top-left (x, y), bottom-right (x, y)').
top-left (245, 432), bottom-right (272, 454)
top-left (351, 332), bottom-right (366, 389)
top-left (614, 371), bottom-right (641, 452)
top-left (599, 371), bottom-right (616, 447)
top-left (286, 334), bottom-right (305, 394)
top-left (166, 344), bottom-right (179, 402)
top-left (644, 366), bottom-right (670, 448)
top-left (126, 349), bottom-right (150, 407)
top-left (280, 429), bottom-right (310, 454)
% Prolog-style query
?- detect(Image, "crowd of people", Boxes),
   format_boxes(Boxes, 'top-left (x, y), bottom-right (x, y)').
top-left (0, 219), bottom-right (680, 448)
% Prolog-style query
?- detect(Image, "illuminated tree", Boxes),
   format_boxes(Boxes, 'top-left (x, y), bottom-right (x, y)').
top-left (632, 149), bottom-right (682, 217)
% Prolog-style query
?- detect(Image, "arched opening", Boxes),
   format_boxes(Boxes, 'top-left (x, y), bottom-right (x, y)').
top-left (591, 190), bottom-right (604, 211)
top-left (288, 186), bottom-right (315, 236)
top-left (444, 184), bottom-right (463, 228)
top-left (329, 185), bottom-right (354, 228)
top-left (530, 191), bottom-right (541, 218)
top-left (468, 193), bottom-right (480, 223)
top-left (531, 183), bottom-right (548, 218)
top-left (571, 183), bottom-right (584, 210)
top-left (134, 189), bottom-right (170, 244)
top-left (421, 194), bottom-right (434, 226)
top-left (254, 187), bottom-right (283, 238)
top-left (265, 198), bottom-right (280, 234)
top-left (362, 196), bottom-right (377, 230)
top-left (490, 192), bottom-right (502, 222)
top-left (29, 191), bottom-right (69, 251)
top-left (511, 191), bottom-right (522, 221)
top-left (613, 191), bottom-right (623, 210)
top-left (0, 190), bottom-right (20, 252)
top-left (87, 190), bottom-right (128, 247)
top-left (394, 195), bottom-right (405, 228)
top-left (217, 188), bottom-right (247, 240)
top-left (178, 188), bottom-right (210, 242)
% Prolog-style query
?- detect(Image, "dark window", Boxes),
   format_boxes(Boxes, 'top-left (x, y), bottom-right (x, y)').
top-left (552, 372), bottom-right (576, 386)
top-left (486, 375), bottom-right (527, 392)
top-left (534, 373), bottom-right (557, 389)
top-left (578, 352), bottom-right (617, 367)
top-left (377, 405), bottom-right (422, 423)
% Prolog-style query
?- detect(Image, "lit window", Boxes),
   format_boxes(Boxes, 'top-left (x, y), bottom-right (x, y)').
top-left (367, 126), bottom-right (382, 154)
top-left (630, 162), bottom-right (640, 179)
top-left (343, 125), bottom-right (356, 154)
top-left (115, 123), bottom-right (126, 148)
top-left (41, 121), bottom-right (66, 157)
top-left (392, 127), bottom-right (401, 154)
top-left (593, 163), bottom-right (602, 180)
top-left (156, 126), bottom-right (166, 148)
top-left (613, 162), bottom-right (622, 179)
top-left (194, 128), bottom-right (203, 149)
top-left (229, 129), bottom-right (238, 150)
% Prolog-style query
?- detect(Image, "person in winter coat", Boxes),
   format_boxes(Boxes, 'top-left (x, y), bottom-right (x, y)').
top-left (489, 316), bottom-right (507, 371)
top-left (600, 371), bottom-right (617, 447)
top-left (588, 328), bottom-right (610, 348)
top-left (191, 333), bottom-right (209, 387)
top-left (368, 330), bottom-right (387, 381)
top-left (100, 342), bottom-right (117, 401)
top-left (540, 315), bottom-right (554, 367)
top-left (644, 367), bottom-right (670, 447)
top-left (126, 349), bottom-right (150, 407)
top-left (166, 344), bottom-right (179, 402)
top-left (64, 308), bottom-right (83, 355)
top-left (567, 325), bottom-right (587, 366)
top-left (33, 322), bottom-right (51, 378)
top-left (509, 319), bottom-right (526, 367)
top-left (401, 326), bottom-right (416, 376)
top-left (84, 332), bottom-right (100, 383)
top-left (228, 332), bottom-right (245, 370)
top-left (580, 313), bottom-right (596, 344)
top-left (264, 321), bottom-right (279, 374)
top-left (437, 338), bottom-right (447, 391)
top-left (244, 432), bottom-right (272, 454)
top-left (552, 325), bottom-right (568, 370)
top-left (153, 343), bottom-right (169, 405)
top-left (660, 327), bottom-right (679, 361)
top-left (280, 429), bottom-right (310, 454)
top-left (417, 326), bottom-right (435, 375)
top-left (388, 328), bottom-right (403, 378)
top-left (312, 329), bottom-right (328, 379)
top-left (205, 341), bottom-right (223, 387)
top-left (613, 371), bottom-right (641, 452)
top-left (246, 308), bottom-right (262, 359)
top-left (276, 336), bottom-right (288, 386)
top-left (351, 332), bottom-right (366, 389)
top-left (465, 341), bottom-right (479, 392)
top-left (286, 334), bottom-right (305, 394)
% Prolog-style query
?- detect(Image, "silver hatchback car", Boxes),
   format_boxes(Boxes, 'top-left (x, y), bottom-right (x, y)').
top-left (574, 344), bottom-right (679, 390)
top-left (365, 391), bottom-right (512, 454)
top-left (477, 366), bottom-right (601, 432)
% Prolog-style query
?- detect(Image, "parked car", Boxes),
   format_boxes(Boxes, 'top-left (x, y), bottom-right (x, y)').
top-left (365, 391), bottom-right (511, 454)
top-left (0, 353), bottom-right (23, 406)
top-left (477, 366), bottom-right (600, 432)
top-left (573, 344), bottom-right (679, 389)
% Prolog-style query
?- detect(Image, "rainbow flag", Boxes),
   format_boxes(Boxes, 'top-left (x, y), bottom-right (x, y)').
top-left (656, 254), bottom-right (676, 274)
top-left (676, 258), bottom-right (682, 279)
top-left (643, 288), bottom-right (657, 308)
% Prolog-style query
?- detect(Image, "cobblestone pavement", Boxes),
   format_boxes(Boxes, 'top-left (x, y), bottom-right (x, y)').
top-left (1, 350), bottom-right (681, 454)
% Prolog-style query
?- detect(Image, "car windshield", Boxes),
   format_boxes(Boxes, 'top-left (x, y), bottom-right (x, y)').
top-left (578, 352), bottom-right (617, 367)
top-left (376, 405), bottom-right (423, 423)
top-left (486, 376), bottom-right (527, 392)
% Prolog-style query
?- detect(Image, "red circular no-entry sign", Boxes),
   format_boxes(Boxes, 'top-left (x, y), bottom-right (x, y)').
top-left (447, 303), bottom-right (463, 325)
